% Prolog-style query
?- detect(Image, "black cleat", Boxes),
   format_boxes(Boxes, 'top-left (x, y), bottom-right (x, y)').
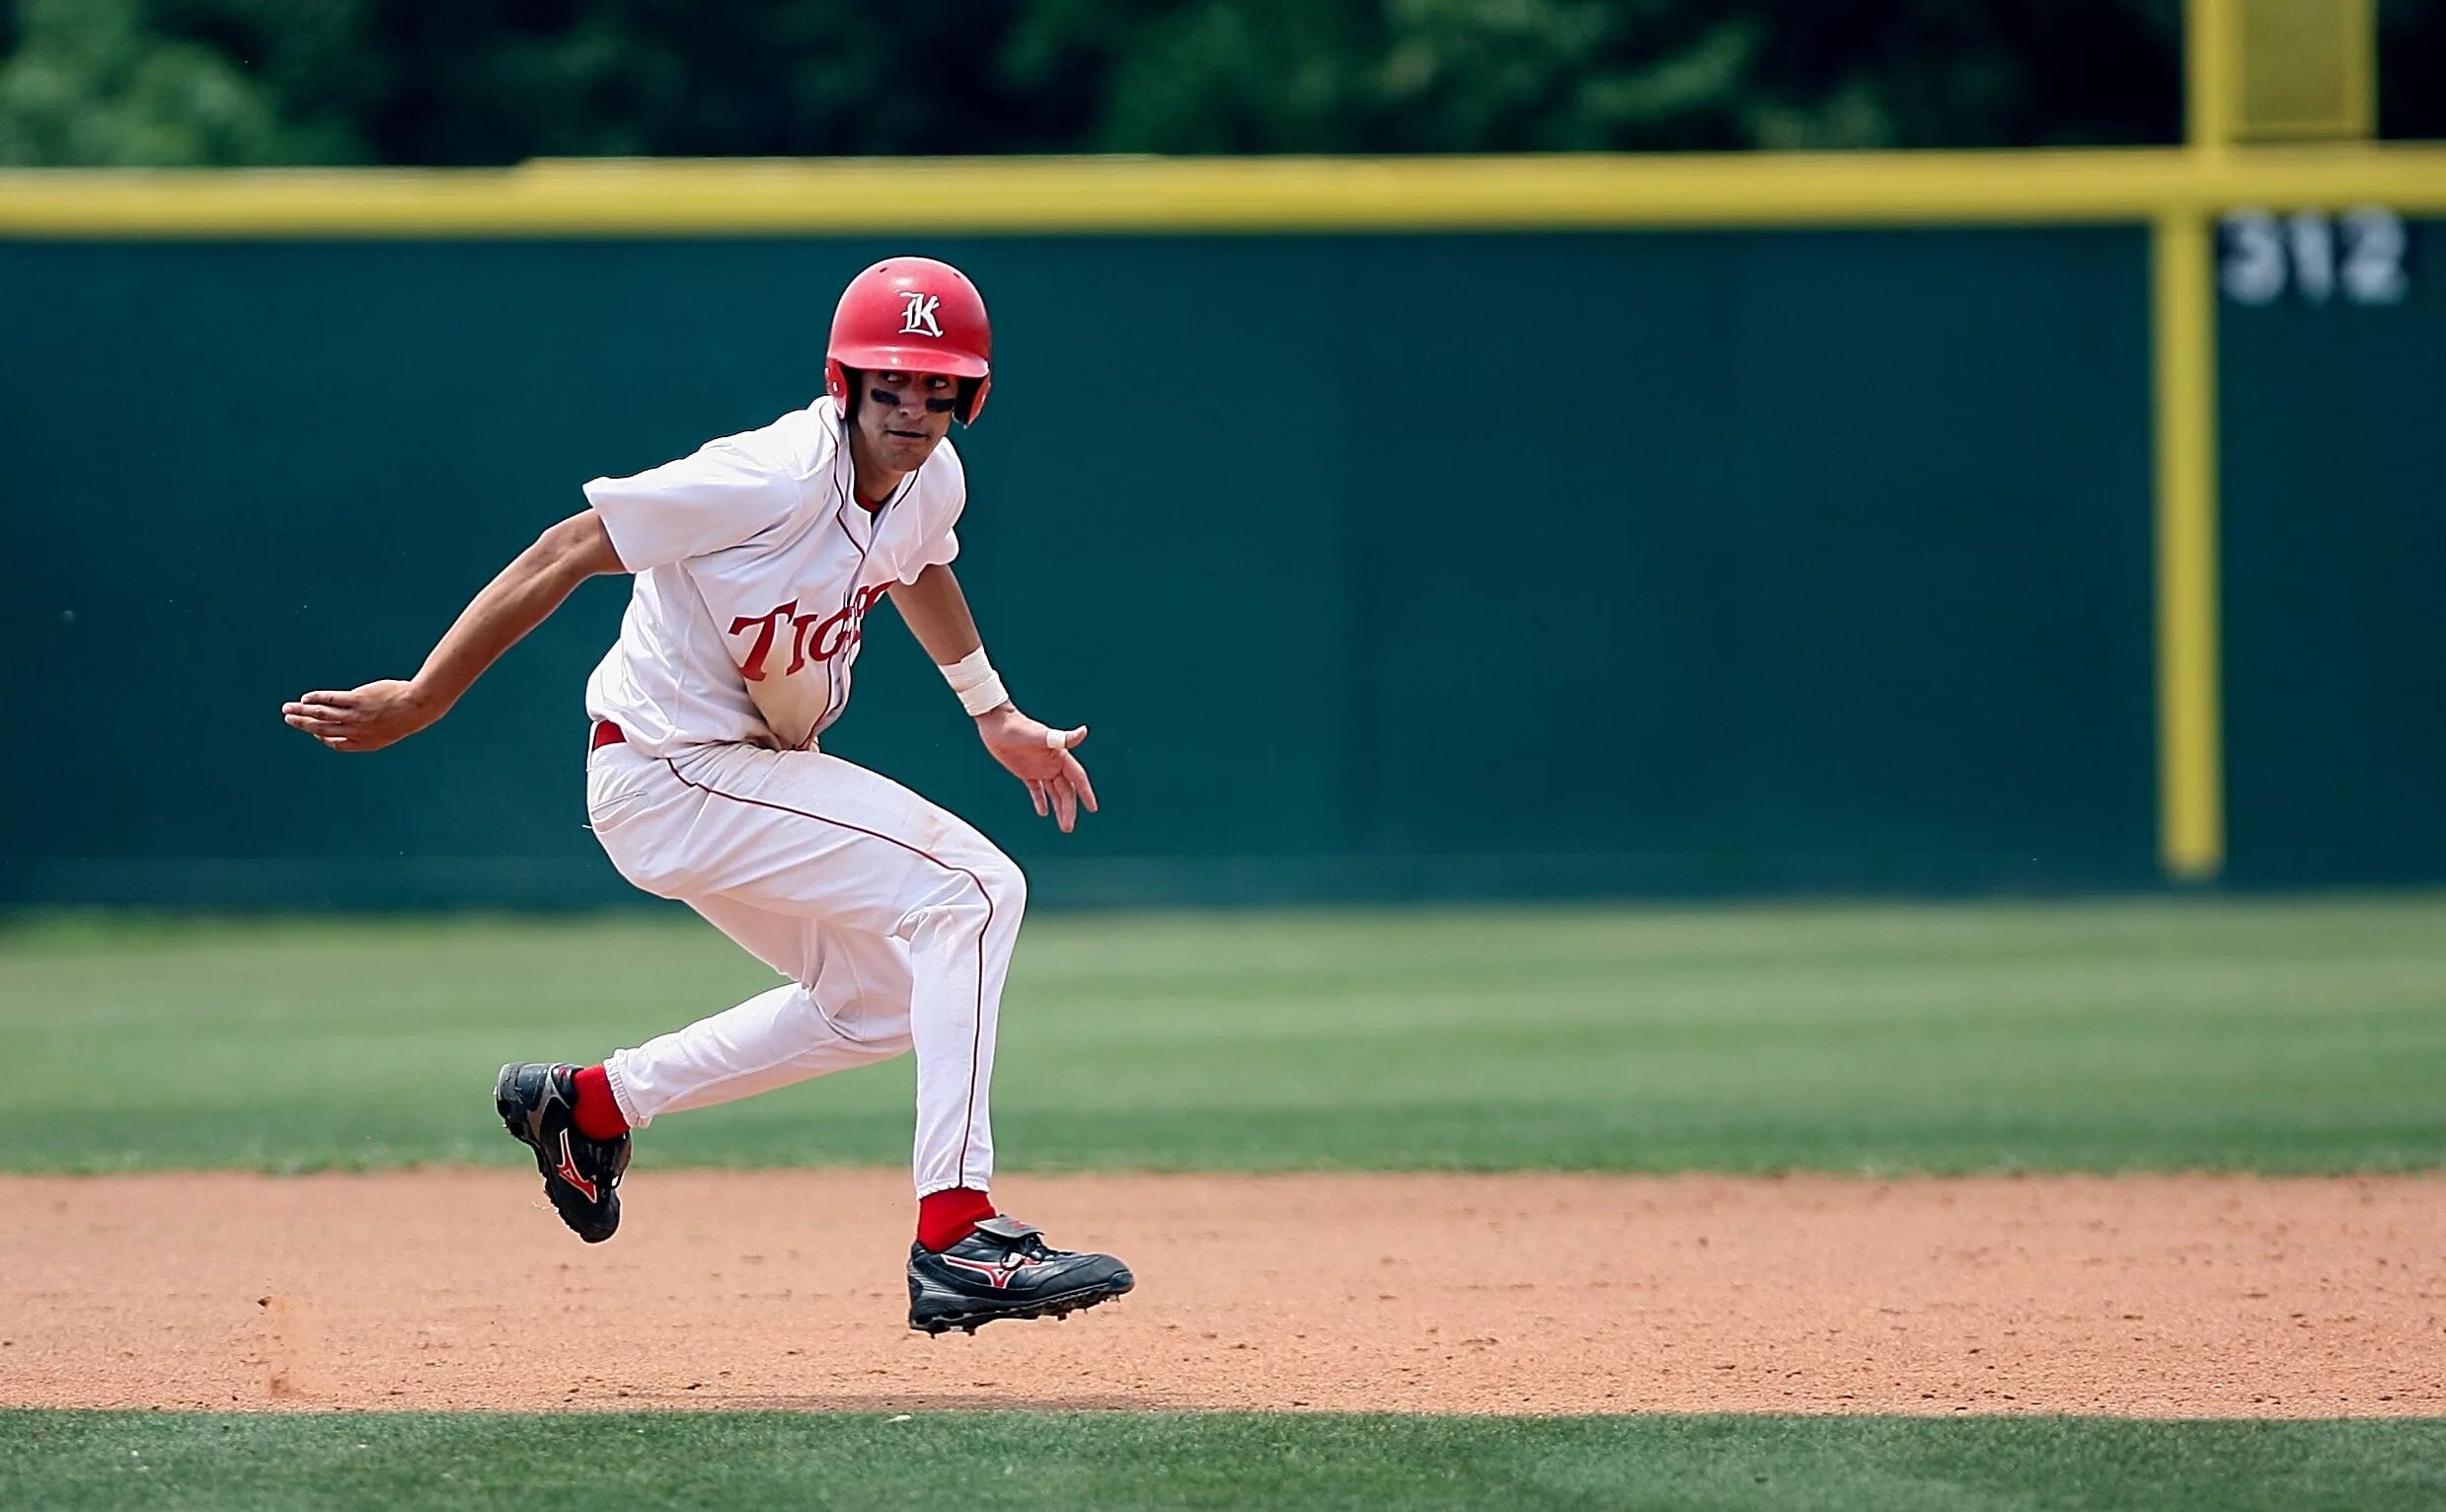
top-left (907, 1216), bottom-right (1134, 1335)
top-left (495, 1062), bottom-right (629, 1244)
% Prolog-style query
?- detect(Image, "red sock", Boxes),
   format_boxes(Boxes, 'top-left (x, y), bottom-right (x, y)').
top-left (917, 1187), bottom-right (996, 1251)
top-left (570, 1064), bottom-right (629, 1142)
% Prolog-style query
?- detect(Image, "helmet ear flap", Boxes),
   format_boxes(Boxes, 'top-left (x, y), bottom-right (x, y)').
top-left (958, 374), bottom-right (991, 425)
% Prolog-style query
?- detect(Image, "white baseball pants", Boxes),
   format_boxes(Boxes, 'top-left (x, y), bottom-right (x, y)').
top-left (581, 737), bottom-right (1023, 1197)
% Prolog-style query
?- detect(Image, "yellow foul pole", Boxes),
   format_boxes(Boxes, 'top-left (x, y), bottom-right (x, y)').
top-left (2152, 209), bottom-right (2223, 879)
top-left (2156, 0), bottom-right (2230, 880)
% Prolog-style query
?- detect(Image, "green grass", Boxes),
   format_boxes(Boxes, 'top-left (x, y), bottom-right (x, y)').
top-left (4, 1411), bottom-right (2442, 1511)
top-left (2, 894), bottom-right (2442, 1174)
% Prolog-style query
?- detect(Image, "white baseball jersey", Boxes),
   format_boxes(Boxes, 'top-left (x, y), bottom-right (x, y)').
top-left (581, 395), bottom-right (964, 755)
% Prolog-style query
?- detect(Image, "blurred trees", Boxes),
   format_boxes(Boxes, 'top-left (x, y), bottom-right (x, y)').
top-left (0, 0), bottom-right (2437, 167)
top-left (1002, 0), bottom-right (2184, 153)
top-left (0, 0), bottom-right (347, 164)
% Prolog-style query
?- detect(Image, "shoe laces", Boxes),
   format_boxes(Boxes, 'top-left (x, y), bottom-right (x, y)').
top-left (966, 1224), bottom-right (1056, 1263)
top-left (565, 1127), bottom-right (625, 1192)
top-left (1003, 1231), bottom-right (1053, 1261)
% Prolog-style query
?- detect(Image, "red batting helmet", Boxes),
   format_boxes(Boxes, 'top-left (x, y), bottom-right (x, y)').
top-left (825, 257), bottom-right (992, 424)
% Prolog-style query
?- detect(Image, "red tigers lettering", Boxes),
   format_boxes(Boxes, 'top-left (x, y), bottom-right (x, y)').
top-left (728, 583), bottom-right (892, 682)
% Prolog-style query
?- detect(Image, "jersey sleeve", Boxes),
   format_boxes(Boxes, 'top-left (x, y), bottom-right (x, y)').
top-left (582, 439), bottom-right (796, 572)
top-left (895, 445), bottom-right (965, 584)
top-left (898, 525), bottom-right (959, 583)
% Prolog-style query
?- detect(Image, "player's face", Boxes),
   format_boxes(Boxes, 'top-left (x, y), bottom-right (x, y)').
top-left (858, 368), bottom-right (958, 471)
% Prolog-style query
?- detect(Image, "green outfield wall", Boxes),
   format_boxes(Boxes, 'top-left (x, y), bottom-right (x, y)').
top-left (2217, 218), bottom-right (2446, 887)
top-left (0, 217), bottom-right (2433, 907)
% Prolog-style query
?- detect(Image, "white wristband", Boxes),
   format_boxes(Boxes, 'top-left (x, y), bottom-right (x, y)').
top-left (940, 648), bottom-right (1010, 718)
top-left (957, 673), bottom-right (1010, 718)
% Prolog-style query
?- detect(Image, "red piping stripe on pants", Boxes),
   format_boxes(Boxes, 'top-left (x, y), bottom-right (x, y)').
top-left (656, 757), bottom-right (997, 1188)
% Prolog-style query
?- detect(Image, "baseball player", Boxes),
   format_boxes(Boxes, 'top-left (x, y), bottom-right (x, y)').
top-left (281, 257), bottom-right (1133, 1335)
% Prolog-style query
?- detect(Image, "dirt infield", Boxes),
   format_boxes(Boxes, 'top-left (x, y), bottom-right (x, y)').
top-left (3, 1172), bottom-right (2439, 1416)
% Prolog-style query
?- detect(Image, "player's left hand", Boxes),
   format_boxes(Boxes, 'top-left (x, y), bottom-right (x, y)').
top-left (281, 678), bottom-right (440, 752)
top-left (975, 709), bottom-right (1098, 833)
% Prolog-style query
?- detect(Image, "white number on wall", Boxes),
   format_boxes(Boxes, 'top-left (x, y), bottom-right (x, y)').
top-left (2220, 206), bottom-right (2410, 307)
top-left (2339, 206), bottom-right (2410, 305)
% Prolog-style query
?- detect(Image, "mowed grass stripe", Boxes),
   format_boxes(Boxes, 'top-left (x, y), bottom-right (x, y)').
top-left (5, 1411), bottom-right (2444, 1512)
top-left (1, 894), bottom-right (2441, 1174)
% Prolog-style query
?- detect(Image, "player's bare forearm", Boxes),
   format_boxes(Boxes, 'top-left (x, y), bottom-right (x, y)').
top-left (413, 512), bottom-right (623, 709)
top-left (282, 510), bottom-right (623, 752)
top-left (890, 563), bottom-right (1100, 831)
top-left (889, 564), bottom-right (989, 679)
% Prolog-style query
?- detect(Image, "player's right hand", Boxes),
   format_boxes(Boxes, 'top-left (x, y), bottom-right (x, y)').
top-left (974, 708), bottom-right (1098, 833)
top-left (281, 679), bottom-right (440, 753)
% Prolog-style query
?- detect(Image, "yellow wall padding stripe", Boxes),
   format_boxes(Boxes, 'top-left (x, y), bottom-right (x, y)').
top-left (2, 146), bottom-right (2444, 238)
